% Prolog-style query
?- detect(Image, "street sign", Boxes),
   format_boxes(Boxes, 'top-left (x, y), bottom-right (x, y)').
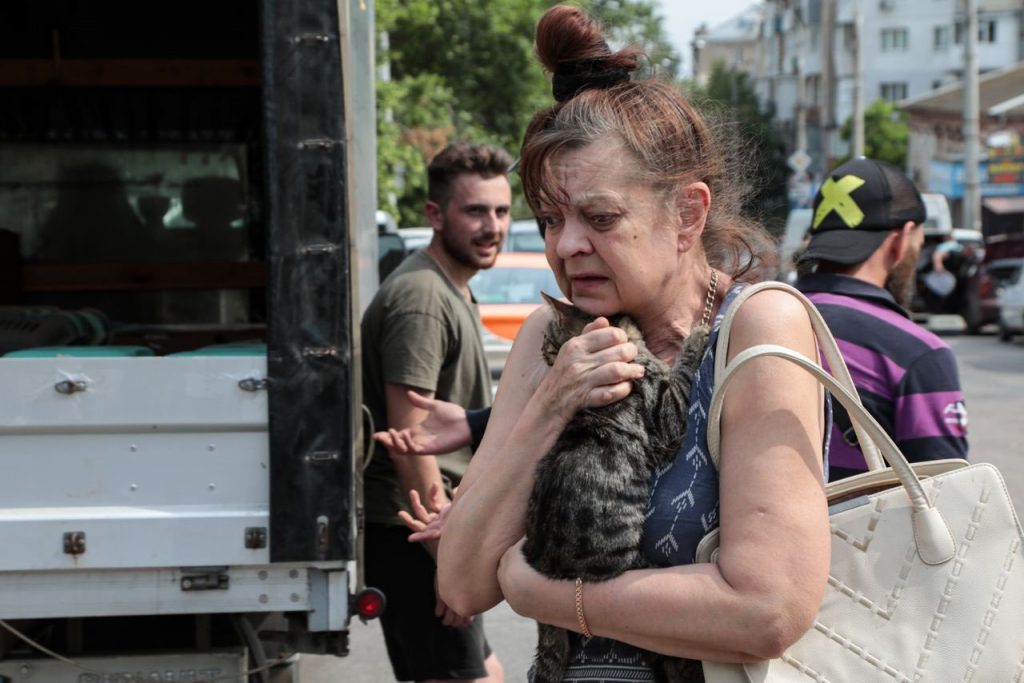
top-left (788, 149), bottom-right (812, 173)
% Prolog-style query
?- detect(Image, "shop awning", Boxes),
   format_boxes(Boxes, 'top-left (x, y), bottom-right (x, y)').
top-left (983, 196), bottom-right (1024, 214)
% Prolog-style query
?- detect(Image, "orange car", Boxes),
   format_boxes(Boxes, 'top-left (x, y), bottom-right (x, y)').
top-left (471, 252), bottom-right (561, 341)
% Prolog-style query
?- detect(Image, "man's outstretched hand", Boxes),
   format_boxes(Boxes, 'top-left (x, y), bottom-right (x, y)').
top-left (373, 391), bottom-right (471, 456)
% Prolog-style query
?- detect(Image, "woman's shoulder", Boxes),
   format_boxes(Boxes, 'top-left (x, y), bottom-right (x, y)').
top-left (719, 283), bottom-right (816, 354)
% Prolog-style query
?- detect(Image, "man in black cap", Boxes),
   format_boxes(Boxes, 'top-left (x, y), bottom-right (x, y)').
top-left (795, 157), bottom-right (968, 481)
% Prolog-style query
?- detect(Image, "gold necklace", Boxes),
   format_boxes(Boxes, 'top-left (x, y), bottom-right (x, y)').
top-left (699, 268), bottom-right (718, 329)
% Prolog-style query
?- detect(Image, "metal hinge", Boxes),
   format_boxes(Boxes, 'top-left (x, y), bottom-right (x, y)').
top-left (245, 526), bottom-right (268, 549)
top-left (63, 531), bottom-right (86, 555)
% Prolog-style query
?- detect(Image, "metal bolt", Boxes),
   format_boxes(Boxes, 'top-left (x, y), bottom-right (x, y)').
top-left (259, 594), bottom-right (269, 604)
top-left (182, 578), bottom-right (193, 589)
top-left (130, 484), bottom-right (137, 491)
top-left (130, 444), bottom-right (137, 452)
top-left (289, 569), bottom-right (299, 579)
top-left (208, 483), bottom-right (216, 491)
top-left (258, 570), bottom-right (268, 580)
top-left (208, 444), bottom-right (216, 452)
top-left (290, 593), bottom-right (300, 603)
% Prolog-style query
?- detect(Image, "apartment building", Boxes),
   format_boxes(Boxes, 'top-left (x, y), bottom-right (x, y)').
top-left (694, 0), bottom-right (1024, 179)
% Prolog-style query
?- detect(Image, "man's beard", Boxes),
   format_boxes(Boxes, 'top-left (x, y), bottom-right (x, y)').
top-left (440, 224), bottom-right (501, 271)
top-left (885, 243), bottom-right (919, 308)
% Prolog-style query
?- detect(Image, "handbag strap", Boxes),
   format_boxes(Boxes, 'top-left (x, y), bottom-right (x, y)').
top-left (706, 283), bottom-right (955, 565)
top-left (708, 342), bottom-right (955, 564)
top-left (711, 282), bottom-right (884, 471)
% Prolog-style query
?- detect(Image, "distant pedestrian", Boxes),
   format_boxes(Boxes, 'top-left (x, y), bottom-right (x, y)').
top-left (796, 157), bottom-right (968, 480)
top-left (361, 142), bottom-right (512, 682)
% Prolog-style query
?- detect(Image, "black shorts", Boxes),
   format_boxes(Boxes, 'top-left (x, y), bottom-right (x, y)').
top-left (365, 522), bottom-right (493, 681)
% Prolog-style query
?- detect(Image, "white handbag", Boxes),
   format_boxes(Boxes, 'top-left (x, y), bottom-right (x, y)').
top-left (696, 282), bottom-right (1024, 683)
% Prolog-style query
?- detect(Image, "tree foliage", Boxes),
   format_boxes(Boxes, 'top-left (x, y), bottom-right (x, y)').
top-left (375, 0), bottom-right (680, 226)
top-left (839, 99), bottom-right (909, 167)
top-left (688, 60), bottom-right (790, 235)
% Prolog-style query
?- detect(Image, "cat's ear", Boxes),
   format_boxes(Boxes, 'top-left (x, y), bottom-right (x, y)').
top-left (541, 292), bottom-right (576, 324)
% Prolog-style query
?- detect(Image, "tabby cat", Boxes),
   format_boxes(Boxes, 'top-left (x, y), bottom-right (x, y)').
top-left (523, 294), bottom-right (710, 683)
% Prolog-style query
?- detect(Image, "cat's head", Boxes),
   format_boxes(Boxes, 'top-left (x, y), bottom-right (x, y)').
top-left (540, 292), bottom-right (642, 366)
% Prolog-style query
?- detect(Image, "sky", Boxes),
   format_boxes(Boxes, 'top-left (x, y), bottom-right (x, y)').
top-left (654, 0), bottom-right (757, 75)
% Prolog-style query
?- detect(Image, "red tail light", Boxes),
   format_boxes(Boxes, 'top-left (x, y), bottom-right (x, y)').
top-left (353, 587), bottom-right (386, 621)
top-left (978, 273), bottom-right (993, 298)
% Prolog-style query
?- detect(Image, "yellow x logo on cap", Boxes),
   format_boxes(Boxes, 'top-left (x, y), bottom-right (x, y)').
top-left (813, 175), bottom-right (866, 229)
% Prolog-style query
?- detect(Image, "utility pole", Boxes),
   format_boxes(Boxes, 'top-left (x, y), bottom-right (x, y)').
top-left (962, 0), bottom-right (982, 232)
top-left (820, 0), bottom-right (837, 172)
top-left (852, 5), bottom-right (865, 158)
top-left (796, 56), bottom-right (807, 158)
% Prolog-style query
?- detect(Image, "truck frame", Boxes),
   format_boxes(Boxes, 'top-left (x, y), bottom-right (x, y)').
top-left (0, 0), bottom-right (381, 680)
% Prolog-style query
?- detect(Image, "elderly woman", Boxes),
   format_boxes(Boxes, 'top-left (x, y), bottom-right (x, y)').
top-left (432, 5), bottom-right (830, 681)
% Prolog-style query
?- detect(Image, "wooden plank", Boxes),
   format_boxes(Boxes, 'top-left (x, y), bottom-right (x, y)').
top-left (0, 59), bottom-right (260, 86)
top-left (20, 262), bottom-right (266, 292)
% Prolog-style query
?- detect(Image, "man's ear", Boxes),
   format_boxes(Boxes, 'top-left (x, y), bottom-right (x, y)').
top-left (424, 201), bottom-right (444, 231)
top-left (890, 221), bottom-right (917, 262)
top-left (675, 182), bottom-right (711, 252)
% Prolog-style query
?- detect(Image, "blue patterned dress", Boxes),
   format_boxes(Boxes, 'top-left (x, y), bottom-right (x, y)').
top-left (539, 284), bottom-right (831, 682)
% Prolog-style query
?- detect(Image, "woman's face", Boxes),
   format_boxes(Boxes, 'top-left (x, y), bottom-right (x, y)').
top-left (538, 143), bottom-right (692, 320)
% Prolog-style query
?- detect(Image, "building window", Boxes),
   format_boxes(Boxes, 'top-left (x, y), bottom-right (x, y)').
top-left (933, 26), bottom-right (950, 50)
top-left (880, 82), bottom-right (908, 102)
top-left (881, 28), bottom-right (909, 51)
top-left (955, 19), bottom-right (997, 44)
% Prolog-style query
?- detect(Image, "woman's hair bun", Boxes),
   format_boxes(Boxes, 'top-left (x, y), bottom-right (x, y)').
top-left (535, 5), bottom-right (641, 93)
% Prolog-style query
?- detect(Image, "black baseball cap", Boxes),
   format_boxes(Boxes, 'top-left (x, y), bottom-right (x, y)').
top-left (801, 157), bottom-right (926, 265)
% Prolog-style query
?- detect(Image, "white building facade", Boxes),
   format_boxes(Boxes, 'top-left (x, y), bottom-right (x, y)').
top-left (698, 0), bottom-right (1024, 180)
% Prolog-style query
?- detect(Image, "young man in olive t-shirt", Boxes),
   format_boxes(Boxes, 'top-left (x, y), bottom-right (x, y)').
top-left (361, 142), bottom-right (511, 683)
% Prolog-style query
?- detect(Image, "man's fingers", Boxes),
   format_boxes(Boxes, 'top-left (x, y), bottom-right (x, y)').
top-left (372, 431), bottom-right (395, 448)
top-left (408, 489), bottom-right (433, 522)
top-left (397, 510), bottom-right (426, 534)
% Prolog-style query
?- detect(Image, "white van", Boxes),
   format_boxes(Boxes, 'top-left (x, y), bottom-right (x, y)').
top-left (778, 207), bottom-right (813, 283)
top-left (921, 193), bottom-right (953, 236)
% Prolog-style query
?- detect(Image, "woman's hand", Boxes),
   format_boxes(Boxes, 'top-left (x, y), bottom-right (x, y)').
top-left (373, 391), bottom-right (470, 456)
top-left (496, 537), bottom-right (534, 617)
top-left (539, 317), bottom-right (645, 425)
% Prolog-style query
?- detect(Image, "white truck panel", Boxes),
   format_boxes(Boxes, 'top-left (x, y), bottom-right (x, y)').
top-left (0, 649), bottom-right (248, 682)
top-left (0, 357), bottom-right (273, 571)
top-left (0, 566), bottom-right (328, 619)
top-left (0, 356), bottom-right (267, 431)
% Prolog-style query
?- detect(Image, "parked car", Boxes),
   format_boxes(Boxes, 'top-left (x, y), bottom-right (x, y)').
top-left (504, 219), bottom-right (545, 253)
top-left (470, 252), bottom-right (559, 340)
top-left (973, 257), bottom-right (1024, 333)
top-left (377, 210), bottom-right (407, 283)
top-left (399, 226), bottom-right (434, 253)
top-left (997, 259), bottom-right (1024, 341)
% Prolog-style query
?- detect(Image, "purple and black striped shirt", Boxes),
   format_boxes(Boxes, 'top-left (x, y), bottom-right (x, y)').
top-left (796, 273), bottom-right (968, 479)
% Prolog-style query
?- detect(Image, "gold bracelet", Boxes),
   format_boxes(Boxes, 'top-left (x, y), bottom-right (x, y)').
top-left (574, 577), bottom-right (593, 639)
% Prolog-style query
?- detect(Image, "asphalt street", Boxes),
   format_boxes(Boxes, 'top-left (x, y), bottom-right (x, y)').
top-left (302, 316), bottom-right (1023, 681)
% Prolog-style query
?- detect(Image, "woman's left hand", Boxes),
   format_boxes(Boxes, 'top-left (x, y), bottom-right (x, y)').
top-left (496, 537), bottom-right (535, 616)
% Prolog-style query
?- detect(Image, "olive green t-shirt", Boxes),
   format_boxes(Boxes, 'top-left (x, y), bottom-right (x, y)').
top-left (361, 249), bottom-right (493, 525)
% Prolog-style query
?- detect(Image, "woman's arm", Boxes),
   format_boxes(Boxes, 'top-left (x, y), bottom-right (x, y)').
top-left (437, 305), bottom-right (645, 616)
top-left (497, 290), bottom-right (830, 662)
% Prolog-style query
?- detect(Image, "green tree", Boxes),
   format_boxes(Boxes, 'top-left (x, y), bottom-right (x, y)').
top-left (375, 0), bottom-right (682, 226)
top-left (839, 99), bottom-right (909, 167)
top-left (689, 60), bottom-right (790, 235)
